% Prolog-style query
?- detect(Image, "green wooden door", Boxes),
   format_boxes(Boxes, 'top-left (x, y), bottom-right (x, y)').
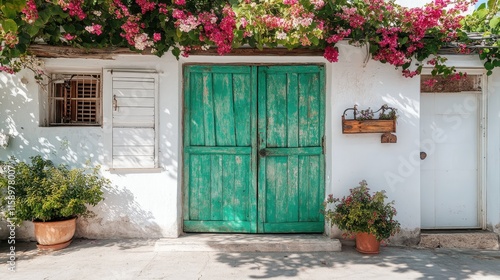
top-left (257, 66), bottom-right (325, 233)
top-left (183, 65), bottom-right (258, 232)
top-left (183, 65), bottom-right (324, 233)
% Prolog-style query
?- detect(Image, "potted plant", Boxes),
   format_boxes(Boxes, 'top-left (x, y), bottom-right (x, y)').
top-left (0, 155), bottom-right (109, 250)
top-left (324, 180), bottom-right (400, 254)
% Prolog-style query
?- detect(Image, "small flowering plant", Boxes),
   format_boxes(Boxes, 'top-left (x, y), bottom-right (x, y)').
top-left (324, 180), bottom-right (400, 241)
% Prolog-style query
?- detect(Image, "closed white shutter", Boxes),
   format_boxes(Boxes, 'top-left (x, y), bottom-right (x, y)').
top-left (104, 70), bottom-right (159, 169)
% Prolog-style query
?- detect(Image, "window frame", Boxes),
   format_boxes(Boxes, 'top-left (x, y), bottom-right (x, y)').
top-left (47, 73), bottom-right (103, 126)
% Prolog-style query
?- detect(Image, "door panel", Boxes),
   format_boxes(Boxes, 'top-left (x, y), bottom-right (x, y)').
top-left (420, 92), bottom-right (479, 228)
top-left (183, 65), bottom-right (257, 233)
top-left (257, 66), bottom-right (325, 233)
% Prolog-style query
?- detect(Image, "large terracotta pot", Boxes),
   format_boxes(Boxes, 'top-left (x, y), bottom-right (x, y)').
top-left (355, 232), bottom-right (380, 254)
top-left (33, 217), bottom-right (77, 250)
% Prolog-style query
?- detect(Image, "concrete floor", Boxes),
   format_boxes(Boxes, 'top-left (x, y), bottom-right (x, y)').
top-left (1, 238), bottom-right (500, 280)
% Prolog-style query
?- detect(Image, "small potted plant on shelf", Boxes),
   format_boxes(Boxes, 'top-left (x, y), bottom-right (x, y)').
top-left (0, 155), bottom-right (110, 250)
top-left (324, 180), bottom-right (400, 254)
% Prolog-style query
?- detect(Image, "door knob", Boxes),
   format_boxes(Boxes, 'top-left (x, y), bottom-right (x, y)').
top-left (420, 152), bottom-right (427, 160)
top-left (259, 149), bottom-right (267, 157)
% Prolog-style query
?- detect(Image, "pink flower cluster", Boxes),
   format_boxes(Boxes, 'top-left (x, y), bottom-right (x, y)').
top-left (158, 3), bottom-right (168, 15)
top-left (64, 33), bottom-right (76, 41)
top-left (85, 23), bottom-right (103, 36)
top-left (323, 46), bottom-right (339, 62)
top-left (136, 0), bottom-right (156, 14)
top-left (310, 0), bottom-right (325, 10)
top-left (61, 0), bottom-right (87, 20)
top-left (2, 32), bottom-right (19, 48)
top-left (174, 5), bottom-right (236, 56)
top-left (134, 33), bottom-right (153, 50)
top-left (120, 15), bottom-right (141, 46)
top-left (21, 0), bottom-right (39, 24)
top-left (112, 0), bottom-right (131, 19)
top-left (326, 28), bottom-right (351, 44)
top-left (338, 6), bottom-right (365, 29)
top-left (201, 6), bottom-right (236, 55)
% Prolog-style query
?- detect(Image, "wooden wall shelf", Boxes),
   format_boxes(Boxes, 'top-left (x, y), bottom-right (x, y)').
top-left (342, 117), bottom-right (396, 134)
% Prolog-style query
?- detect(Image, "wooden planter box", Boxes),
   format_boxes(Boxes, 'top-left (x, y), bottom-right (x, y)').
top-left (342, 117), bottom-right (396, 134)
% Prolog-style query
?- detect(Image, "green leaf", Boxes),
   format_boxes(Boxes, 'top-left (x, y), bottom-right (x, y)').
top-left (490, 17), bottom-right (500, 29)
top-left (1, 19), bottom-right (18, 32)
top-left (62, 24), bottom-right (76, 34)
top-left (0, 1), bottom-right (25, 18)
top-left (484, 61), bottom-right (494, 70)
top-left (398, 36), bottom-right (408, 45)
top-left (171, 47), bottom-right (181, 58)
top-left (25, 25), bottom-right (41, 37)
top-left (487, 0), bottom-right (497, 9)
top-left (475, 9), bottom-right (488, 19)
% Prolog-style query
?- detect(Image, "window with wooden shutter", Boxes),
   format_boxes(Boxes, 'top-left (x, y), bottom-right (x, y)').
top-left (49, 74), bottom-right (101, 126)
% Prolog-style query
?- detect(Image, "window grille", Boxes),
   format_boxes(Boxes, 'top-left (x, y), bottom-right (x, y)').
top-left (49, 74), bottom-right (101, 126)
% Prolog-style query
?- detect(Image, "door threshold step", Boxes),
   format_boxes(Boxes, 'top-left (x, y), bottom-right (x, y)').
top-left (154, 234), bottom-right (342, 252)
top-left (419, 230), bottom-right (499, 250)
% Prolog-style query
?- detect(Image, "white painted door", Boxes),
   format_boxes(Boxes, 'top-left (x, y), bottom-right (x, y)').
top-left (420, 91), bottom-right (479, 228)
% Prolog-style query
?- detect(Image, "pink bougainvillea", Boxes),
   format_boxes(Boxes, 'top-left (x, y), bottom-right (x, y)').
top-left (62, 0), bottom-right (87, 20)
top-left (85, 23), bottom-right (103, 36)
top-left (323, 46), bottom-right (339, 63)
top-left (21, 0), bottom-right (38, 24)
top-left (136, 0), bottom-right (156, 14)
top-left (153, 33), bottom-right (161, 42)
top-left (64, 33), bottom-right (76, 41)
top-left (0, 0), bottom-right (495, 80)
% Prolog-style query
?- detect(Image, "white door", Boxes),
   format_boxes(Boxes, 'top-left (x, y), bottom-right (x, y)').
top-left (420, 91), bottom-right (480, 228)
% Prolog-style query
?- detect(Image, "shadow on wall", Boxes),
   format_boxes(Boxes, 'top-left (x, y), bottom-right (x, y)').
top-left (76, 184), bottom-right (163, 239)
top-left (0, 70), bottom-right (37, 160)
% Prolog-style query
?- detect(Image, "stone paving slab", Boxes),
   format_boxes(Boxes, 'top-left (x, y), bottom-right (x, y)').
top-left (419, 230), bottom-right (500, 250)
top-left (154, 233), bottom-right (342, 252)
top-left (1, 238), bottom-right (500, 280)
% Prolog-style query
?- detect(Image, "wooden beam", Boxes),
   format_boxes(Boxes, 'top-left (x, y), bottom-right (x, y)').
top-left (28, 45), bottom-right (149, 59)
top-left (190, 47), bottom-right (324, 56)
top-left (28, 45), bottom-right (324, 59)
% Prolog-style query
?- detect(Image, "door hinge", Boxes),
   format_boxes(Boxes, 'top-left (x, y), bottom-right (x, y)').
top-left (321, 135), bottom-right (325, 154)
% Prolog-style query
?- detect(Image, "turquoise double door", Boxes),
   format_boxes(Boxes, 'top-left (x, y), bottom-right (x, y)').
top-left (183, 65), bottom-right (325, 233)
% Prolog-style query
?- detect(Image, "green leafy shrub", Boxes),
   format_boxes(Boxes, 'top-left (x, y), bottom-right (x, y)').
top-left (0, 155), bottom-right (109, 225)
top-left (324, 180), bottom-right (400, 241)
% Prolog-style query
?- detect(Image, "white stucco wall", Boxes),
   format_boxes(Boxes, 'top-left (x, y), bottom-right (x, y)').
top-left (1, 44), bottom-right (499, 243)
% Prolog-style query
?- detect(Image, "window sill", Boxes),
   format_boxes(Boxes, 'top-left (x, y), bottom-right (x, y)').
top-left (108, 168), bottom-right (163, 174)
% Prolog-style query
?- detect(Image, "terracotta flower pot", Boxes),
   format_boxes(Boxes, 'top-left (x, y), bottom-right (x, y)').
top-left (33, 217), bottom-right (77, 250)
top-left (355, 232), bottom-right (380, 254)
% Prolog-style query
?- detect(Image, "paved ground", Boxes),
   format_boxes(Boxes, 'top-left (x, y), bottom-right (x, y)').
top-left (1, 238), bottom-right (500, 280)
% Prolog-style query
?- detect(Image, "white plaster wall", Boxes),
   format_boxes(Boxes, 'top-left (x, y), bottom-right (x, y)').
top-left (0, 55), bottom-right (181, 239)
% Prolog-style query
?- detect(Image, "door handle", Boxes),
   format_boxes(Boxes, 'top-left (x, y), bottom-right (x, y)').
top-left (259, 149), bottom-right (268, 157)
top-left (420, 152), bottom-right (427, 160)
